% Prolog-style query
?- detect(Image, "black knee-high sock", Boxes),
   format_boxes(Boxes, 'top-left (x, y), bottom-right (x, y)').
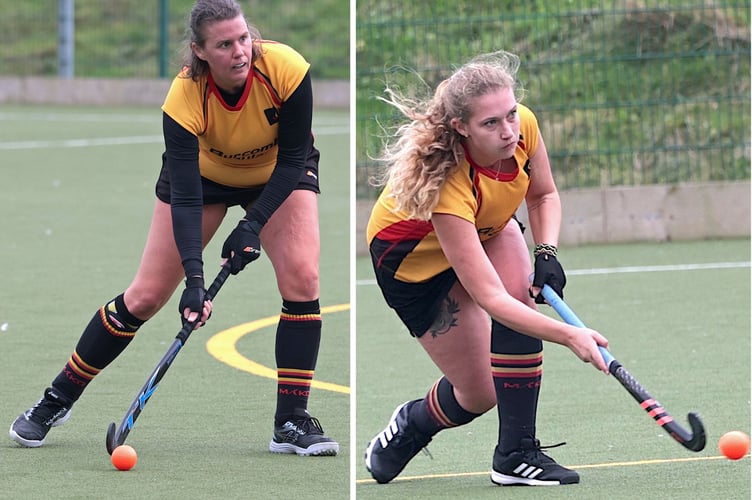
top-left (51, 294), bottom-right (144, 402)
top-left (274, 299), bottom-right (321, 424)
top-left (491, 320), bottom-right (543, 454)
top-left (409, 376), bottom-right (483, 436)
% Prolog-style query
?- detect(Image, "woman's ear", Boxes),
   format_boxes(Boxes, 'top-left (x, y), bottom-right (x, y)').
top-left (191, 42), bottom-right (206, 61)
top-left (450, 118), bottom-right (468, 138)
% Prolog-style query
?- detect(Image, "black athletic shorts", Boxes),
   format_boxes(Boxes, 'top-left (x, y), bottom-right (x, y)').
top-left (369, 215), bottom-right (525, 338)
top-left (371, 257), bottom-right (458, 338)
top-left (155, 144), bottom-right (321, 207)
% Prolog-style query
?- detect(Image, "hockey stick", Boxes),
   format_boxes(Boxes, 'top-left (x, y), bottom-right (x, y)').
top-left (540, 284), bottom-right (706, 452)
top-left (106, 264), bottom-right (232, 454)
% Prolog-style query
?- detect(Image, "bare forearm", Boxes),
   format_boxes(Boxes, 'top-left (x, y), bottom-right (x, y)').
top-left (479, 292), bottom-right (572, 345)
top-left (527, 192), bottom-right (561, 245)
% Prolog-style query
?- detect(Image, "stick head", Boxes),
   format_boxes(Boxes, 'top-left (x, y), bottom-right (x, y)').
top-left (106, 422), bottom-right (118, 455)
top-left (684, 412), bottom-right (706, 452)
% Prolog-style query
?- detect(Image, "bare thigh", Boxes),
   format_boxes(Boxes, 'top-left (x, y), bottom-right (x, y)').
top-left (415, 221), bottom-right (535, 413)
top-left (261, 190), bottom-right (320, 301)
top-left (417, 282), bottom-right (496, 414)
top-left (483, 220), bottom-right (536, 306)
top-left (123, 199), bottom-right (227, 320)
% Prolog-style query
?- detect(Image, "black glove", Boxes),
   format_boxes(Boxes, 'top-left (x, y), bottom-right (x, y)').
top-left (530, 253), bottom-right (566, 304)
top-left (179, 276), bottom-right (206, 324)
top-left (221, 219), bottom-right (262, 275)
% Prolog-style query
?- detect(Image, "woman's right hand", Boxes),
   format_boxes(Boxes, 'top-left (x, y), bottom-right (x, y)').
top-left (565, 326), bottom-right (610, 374)
top-left (179, 276), bottom-right (212, 328)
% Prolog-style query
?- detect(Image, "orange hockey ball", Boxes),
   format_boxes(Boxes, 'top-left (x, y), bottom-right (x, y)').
top-left (111, 444), bottom-right (138, 471)
top-left (718, 431), bottom-right (750, 460)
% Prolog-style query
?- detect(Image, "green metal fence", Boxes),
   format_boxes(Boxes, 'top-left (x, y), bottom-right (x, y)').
top-left (0, 0), bottom-right (349, 80)
top-left (356, 0), bottom-right (751, 197)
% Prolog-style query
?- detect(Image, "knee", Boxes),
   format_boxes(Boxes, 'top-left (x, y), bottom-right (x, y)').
top-left (467, 396), bottom-right (496, 414)
top-left (278, 263), bottom-right (319, 301)
top-left (123, 287), bottom-right (171, 320)
top-left (476, 384), bottom-right (498, 412)
top-left (506, 279), bottom-right (534, 304)
top-left (456, 381), bottom-right (497, 414)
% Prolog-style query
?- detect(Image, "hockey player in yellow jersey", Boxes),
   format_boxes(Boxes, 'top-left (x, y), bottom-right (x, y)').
top-left (365, 50), bottom-right (609, 486)
top-left (10, 0), bottom-right (338, 457)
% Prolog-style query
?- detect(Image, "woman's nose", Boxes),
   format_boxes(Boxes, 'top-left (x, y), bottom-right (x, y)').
top-left (500, 122), bottom-right (513, 140)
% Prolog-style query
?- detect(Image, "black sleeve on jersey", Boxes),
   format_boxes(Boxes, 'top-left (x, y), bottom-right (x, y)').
top-left (163, 112), bottom-right (204, 279)
top-left (245, 70), bottom-right (314, 227)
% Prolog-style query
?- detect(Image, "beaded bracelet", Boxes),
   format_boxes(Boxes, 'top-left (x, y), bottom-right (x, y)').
top-left (533, 243), bottom-right (558, 258)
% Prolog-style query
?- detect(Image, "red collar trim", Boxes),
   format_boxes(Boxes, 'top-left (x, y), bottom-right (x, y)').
top-left (206, 69), bottom-right (253, 111)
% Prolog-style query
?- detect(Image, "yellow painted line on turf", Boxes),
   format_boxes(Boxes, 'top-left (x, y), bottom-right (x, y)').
top-left (206, 304), bottom-right (350, 394)
top-left (355, 454), bottom-right (746, 484)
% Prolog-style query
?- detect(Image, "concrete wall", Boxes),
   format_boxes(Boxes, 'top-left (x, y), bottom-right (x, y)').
top-left (0, 76), bottom-right (349, 109)
top-left (356, 181), bottom-right (751, 255)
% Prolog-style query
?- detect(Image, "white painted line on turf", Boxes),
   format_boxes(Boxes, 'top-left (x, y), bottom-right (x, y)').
top-left (355, 261), bottom-right (751, 286)
top-left (0, 112), bottom-right (157, 122)
top-left (355, 454), bottom-right (743, 484)
top-left (314, 125), bottom-right (349, 135)
top-left (0, 110), bottom-right (348, 128)
top-left (0, 136), bottom-right (163, 149)
top-left (566, 261), bottom-right (751, 275)
top-left (0, 126), bottom-right (347, 150)
top-left (205, 303), bottom-right (350, 394)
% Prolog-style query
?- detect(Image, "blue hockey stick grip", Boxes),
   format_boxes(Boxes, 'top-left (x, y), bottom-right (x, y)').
top-left (541, 284), bottom-right (615, 367)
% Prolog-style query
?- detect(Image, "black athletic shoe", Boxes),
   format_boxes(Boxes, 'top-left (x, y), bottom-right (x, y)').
top-left (9, 388), bottom-right (72, 448)
top-left (365, 400), bottom-right (432, 484)
top-left (269, 408), bottom-right (339, 456)
top-left (491, 437), bottom-right (580, 486)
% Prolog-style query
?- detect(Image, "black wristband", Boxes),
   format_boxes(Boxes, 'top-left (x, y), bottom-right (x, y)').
top-left (185, 275), bottom-right (204, 289)
top-left (241, 217), bottom-right (263, 234)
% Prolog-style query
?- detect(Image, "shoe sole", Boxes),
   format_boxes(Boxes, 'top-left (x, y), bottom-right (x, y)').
top-left (490, 469), bottom-right (579, 486)
top-left (8, 410), bottom-right (71, 448)
top-left (269, 440), bottom-right (339, 456)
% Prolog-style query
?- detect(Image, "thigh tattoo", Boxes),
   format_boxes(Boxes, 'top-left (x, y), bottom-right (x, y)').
top-left (429, 295), bottom-right (460, 338)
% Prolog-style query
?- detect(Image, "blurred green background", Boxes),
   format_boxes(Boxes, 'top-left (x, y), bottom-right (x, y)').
top-left (356, 0), bottom-right (750, 195)
top-left (0, 0), bottom-right (349, 79)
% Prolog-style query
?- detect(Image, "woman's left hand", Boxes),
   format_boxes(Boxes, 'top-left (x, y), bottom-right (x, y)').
top-left (530, 253), bottom-right (566, 304)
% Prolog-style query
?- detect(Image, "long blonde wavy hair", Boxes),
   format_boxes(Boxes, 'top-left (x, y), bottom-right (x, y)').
top-left (374, 50), bottom-right (524, 220)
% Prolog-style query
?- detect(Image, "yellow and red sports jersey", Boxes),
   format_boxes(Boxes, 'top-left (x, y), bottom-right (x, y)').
top-left (367, 104), bottom-right (541, 283)
top-left (161, 41), bottom-right (310, 188)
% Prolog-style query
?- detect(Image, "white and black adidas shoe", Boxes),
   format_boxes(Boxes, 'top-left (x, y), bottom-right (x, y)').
top-left (491, 438), bottom-right (579, 486)
top-left (365, 400), bottom-right (432, 484)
